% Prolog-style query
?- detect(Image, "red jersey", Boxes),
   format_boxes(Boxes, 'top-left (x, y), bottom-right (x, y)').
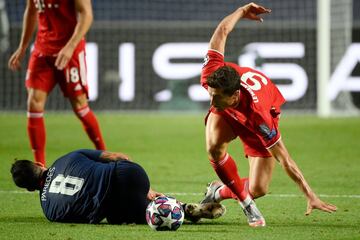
top-left (201, 49), bottom-right (286, 149)
top-left (33, 0), bottom-right (85, 55)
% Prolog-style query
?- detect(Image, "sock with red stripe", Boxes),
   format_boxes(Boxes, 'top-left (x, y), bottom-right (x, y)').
top-left (27, 111), bottom-right (46, 167)
top-left (75, 106), bottom-right (106, 150)
top-left (210, 153), bottom-right (249, 202)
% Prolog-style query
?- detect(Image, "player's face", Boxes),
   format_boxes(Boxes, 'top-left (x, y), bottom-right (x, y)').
top-left (208, 87), bottom-right (239, 111)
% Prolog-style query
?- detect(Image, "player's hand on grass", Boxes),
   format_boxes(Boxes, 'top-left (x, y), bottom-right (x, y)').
top-left (305, 196), bottom-right (337, 215)
top-left (147, 188), bottom-right (164, 201)
top-left (240, 2), bottom-right (271, 22)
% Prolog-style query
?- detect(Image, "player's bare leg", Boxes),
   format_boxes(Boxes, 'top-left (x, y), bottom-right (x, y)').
top-left (70, 93), bottom-right (106, 150)
top-left (27, 88), bottom-right (48, 167)
top-left (248, 156), bottom-right (276, 198)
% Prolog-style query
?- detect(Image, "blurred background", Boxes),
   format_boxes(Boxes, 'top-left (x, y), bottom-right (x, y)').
top-left (1, 0), bottom-right (359, 114)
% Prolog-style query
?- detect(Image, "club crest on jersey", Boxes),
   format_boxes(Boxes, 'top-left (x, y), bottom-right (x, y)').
top-left (203, 55), bottom-right (210, 67)
top-left (258, 123), bottom-right (277, 140)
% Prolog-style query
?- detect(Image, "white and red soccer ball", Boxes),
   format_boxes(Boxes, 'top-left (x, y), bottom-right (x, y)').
top-left (146, 196), bottom-right (184, 231)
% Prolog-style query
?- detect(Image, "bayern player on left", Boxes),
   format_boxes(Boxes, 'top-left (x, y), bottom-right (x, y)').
top-left (8, 0), bottom-right (106, 167)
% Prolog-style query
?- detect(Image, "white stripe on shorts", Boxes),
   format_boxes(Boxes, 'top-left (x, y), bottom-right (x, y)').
top-left (78, 51), bottom-right (87, 86)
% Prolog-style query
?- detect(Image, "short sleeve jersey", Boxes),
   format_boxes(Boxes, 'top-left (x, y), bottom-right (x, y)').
top-left (201, 50), bottom-right (286, 148)
top-left (39, 149), bottom-right (116, 223)
top-left (33, 0), bottom-right (85, 55)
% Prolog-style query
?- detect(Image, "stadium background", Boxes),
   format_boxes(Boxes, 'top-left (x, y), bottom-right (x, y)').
top-left (1, 0), bottom-right (359, 112)
top-left (0, 1), bottom-right (360, 239)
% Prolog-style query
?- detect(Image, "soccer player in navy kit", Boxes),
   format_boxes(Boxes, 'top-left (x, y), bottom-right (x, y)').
top-left (10, 149), bottom-right (225, 224)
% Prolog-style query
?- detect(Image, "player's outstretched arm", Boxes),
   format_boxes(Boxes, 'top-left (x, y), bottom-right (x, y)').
top-left (269, 139), bottom-right (337, 215)
top-left (8, 0), bottom-right (37, 71)
top-left (209, 2), bottom-right (271, 54)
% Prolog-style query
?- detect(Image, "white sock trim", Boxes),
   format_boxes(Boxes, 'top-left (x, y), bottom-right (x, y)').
top-left (76, 106), bottom-right (90, 118)
top-left (27, 111), bottom-right (44, 118)
top-left (217, 153), bottom-right (229, 166)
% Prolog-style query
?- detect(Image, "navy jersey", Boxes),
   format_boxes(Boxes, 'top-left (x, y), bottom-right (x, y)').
top-left (39, 149), bottom-right (116, 223)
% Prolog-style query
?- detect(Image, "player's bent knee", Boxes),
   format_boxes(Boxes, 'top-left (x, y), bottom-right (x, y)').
top-left (27, 97), bottom-right (45, 111)
top-left (249, 185), bottom-right (268, 198)
top-left (206, 146), bottom-right (225, 161)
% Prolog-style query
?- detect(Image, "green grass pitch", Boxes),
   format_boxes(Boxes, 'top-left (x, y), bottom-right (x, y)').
top-left (0, 112), bottom-right (359, 240)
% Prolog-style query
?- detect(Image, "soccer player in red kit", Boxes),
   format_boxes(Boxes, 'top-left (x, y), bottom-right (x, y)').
top-left (200, 3), bottom-right (337, 227)
top-left (8, 0), bottom-right (106, 167)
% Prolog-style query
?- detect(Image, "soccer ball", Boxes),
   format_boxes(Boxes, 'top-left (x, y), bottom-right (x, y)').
top-left (146, 196), bottom-right (184, 231)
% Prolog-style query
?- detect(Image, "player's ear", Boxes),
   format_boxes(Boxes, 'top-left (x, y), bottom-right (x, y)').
top-left (232, 90), bottom-right (240, 97)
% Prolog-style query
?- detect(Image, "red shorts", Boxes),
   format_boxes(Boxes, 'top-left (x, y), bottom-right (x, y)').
top-left (25, 48), bottom-right (88, 98)
top-left (205, 109), bottom-right (281, 158)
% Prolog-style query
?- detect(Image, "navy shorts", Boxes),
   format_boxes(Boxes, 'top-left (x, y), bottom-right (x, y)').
top-left (105, 160), bottom-right (150, 224)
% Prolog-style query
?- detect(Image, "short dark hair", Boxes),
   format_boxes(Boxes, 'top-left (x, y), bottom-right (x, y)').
top-left (10, 160), bottom-right (41, 191)
top-left (206, 66), bottom-right (241, 96)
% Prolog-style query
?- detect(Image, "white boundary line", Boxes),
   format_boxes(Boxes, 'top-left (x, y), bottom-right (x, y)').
top-left (167, 193), bottom-right (360, 199)
top-left (1, 190), bottom-right (360, 198)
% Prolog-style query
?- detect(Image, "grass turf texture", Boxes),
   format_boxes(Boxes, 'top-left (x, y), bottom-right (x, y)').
top-left (0, 112), bottom-right (359, 240)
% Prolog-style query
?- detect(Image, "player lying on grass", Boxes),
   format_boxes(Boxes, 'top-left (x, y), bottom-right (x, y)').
top-left (199, 2), bottom-right (337, 227)
top-left (10, 149), bottom-right (225, 224)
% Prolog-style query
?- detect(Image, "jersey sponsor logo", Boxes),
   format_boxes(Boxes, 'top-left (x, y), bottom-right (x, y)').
top-left (33, 0), bottom-right (59, 12)
top-left (41, 167), bottom-right (56, 202)
top-left (258, 123), bottom-right (277, 141)
top-left (34, 0), bottom-right (45, 12)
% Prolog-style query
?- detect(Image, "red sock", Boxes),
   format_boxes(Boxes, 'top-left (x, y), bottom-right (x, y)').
top-left (219, 177), bottom-right (250, 200)
top-left (27, 111), bottom-right (46, 167)
top-left (210, 153), bottom-right (248, 201)
top-left (75, 106), bottom-right (106, 150)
